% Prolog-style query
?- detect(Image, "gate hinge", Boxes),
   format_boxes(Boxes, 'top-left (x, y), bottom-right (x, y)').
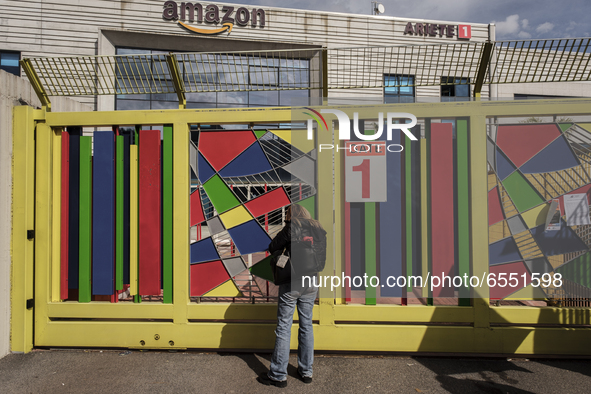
top-left (27, 230), bottom-right (34, 240)
top-left (26, 299), bottom-right (34, 309)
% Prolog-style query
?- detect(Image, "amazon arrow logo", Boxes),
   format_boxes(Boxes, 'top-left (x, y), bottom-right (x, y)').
top-left (162, 2), bottom-right (265, 36)
top-left (179, 21), bottom-right (233, 35)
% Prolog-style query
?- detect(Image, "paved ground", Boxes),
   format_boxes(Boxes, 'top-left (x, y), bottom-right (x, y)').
top-left (1, 350), bottom-right (590, 393)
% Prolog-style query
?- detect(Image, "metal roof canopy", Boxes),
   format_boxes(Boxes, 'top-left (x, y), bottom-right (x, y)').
top-left (20, 37), bottom-right (591, 111)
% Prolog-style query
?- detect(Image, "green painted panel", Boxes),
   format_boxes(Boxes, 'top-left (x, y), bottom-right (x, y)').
top-left (250, 255), bottom-right (274, 282)
top-left (254, 129), bottom-right (267, 139)
top-left (163, 125), bottom-right (173, 304)
top-left (557, 252), bottom-right (591, 289)
top-left (365, 203), bottom-right (376, 305)
top-left (116, 136), bottom-right (124, 291)
top-left (79, 136), bottom-right (92, 303)
top-left (297, 196), bottom-right (316, 219)
top-left (203, 175), bottom-right (240, 214)
top-left (457, 120), bottom-right (470, 306)
top-left (559, 123), bottom-right (573, 132)
top-left (502, 171), bottom-right (545, 213)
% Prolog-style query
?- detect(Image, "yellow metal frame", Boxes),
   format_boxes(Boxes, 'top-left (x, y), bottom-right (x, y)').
top-left (11, 99), bottom-right (591, 355)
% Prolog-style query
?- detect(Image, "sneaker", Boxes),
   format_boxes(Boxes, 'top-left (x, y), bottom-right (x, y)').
top-left (298, 370), bottom-right (313, 384)
top-left (258, 373), bottom-right (287, 388)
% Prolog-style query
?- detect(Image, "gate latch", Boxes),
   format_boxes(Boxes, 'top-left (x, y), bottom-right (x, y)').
top-left (26, 299), bottom-right (34, 309)
top-left (27, 230), bottom-right (34, 240)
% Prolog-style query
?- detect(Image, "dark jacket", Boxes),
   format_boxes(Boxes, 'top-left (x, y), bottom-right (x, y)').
top-left (268, 219), bottom-right (327, 270)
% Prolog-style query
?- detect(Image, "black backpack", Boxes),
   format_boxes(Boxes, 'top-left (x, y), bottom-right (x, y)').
top-left (290, 221), bottom-right (327, 276)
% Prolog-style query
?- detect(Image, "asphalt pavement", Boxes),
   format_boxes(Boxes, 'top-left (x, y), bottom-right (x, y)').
top-left (1, 350), bottom-right (590, 393)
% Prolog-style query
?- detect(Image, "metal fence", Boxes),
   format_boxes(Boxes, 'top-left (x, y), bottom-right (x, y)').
top-left (20, 38), bottom-right (591, 109)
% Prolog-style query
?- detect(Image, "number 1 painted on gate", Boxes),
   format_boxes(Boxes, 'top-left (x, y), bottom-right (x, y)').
top-left (352, 159), bottom-right (370, 198)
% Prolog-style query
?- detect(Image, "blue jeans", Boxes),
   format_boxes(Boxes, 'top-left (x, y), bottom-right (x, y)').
top-left (268, 283), bottom-right (317, 382)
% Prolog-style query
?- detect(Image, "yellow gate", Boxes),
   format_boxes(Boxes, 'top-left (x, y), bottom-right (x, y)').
top-left (11, 99), bottom-right (591, 355)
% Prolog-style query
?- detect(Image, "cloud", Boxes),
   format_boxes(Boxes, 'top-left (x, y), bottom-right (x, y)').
top-left (536, 22), bottom-right (555, 34)
top-left (517, 31), bottom-right (532, 39)
top-left (495, 14), bottom-right (520, 35)
top-left (521, 19), bottom-right (529, 29)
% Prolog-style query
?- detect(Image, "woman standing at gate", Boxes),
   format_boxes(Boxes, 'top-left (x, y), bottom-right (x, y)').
top-left (258, 204), bottom-right (326, 388)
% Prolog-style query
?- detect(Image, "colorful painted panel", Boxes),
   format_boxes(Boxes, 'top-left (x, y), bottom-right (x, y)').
top-left (190, 129), bottom-right (317, 299)
top-left (488, 121), bottom-right (591, 299)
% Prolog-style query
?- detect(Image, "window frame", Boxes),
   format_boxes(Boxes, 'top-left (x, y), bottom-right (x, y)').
top-left (0, 50), bottom-right (21, 77)
top-left (383, 74), bottom-right (415, 103)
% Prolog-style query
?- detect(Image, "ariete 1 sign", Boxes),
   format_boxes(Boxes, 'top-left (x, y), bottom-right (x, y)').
top-left (162, 2), bottom-right (265, 35)
top-left (403, 22), bottom-right (471, 39)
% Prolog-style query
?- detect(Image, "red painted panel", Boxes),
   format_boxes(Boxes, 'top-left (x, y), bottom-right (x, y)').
top-left (190, 260), bottom-right (230, 296)
top-left (199, 130), bottom-right (256, 171)
top-left (430, 123), bottom-right (454, 297)
top-left (139, 130), bottom-right (161, 296)
top-left (496, 124), bottom-right (561, 168)
top-left (488, 186), bottom-right (505, 226)
top-left (489, 261), bottom-right (531, 300)
top-left (60, 131), bottom-right (70, 300)
top-left (244, 187), bottom-right (291, 218)
top-left (190, 189), bottom-right (205, 226)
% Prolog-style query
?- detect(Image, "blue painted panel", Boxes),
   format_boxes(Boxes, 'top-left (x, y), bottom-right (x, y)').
top-left (92, 131), bottom-right (116, 295)
top-left (496, 148), bottom-right (517, 180)
top-left (531, 219), bottom-right (588, 256)
top-left (219, 142), bottom-right (273, 177)
top-left (198, 152), bottom-right (216, 183)
top-left (379, 129), bottom-right (403, 297)
top-left (520, 136), bottom-right (580, 174)
top-left (190, 237), bottom-right (220, 264)
top-left (228, 220), bottom-right (272, 255)
top-left (489, 236), bottom-right (522, 266)
top-left (67, 127), bottom-right (81, 289)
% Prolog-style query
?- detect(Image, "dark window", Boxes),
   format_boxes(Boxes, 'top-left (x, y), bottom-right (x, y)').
top-left (441, 76), bottom-right (470, 101)
top-left (115, 47), bottom-right (310, 111)
top-left (384, 74), bottom-right (414, 103)
top-left (0, 51), bottom-right (20, 77)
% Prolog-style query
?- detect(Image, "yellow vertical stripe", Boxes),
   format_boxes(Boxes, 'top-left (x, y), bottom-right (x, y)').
top-left (129, 145), bottom-right (138, 296)
top-left (51, 129), bottom-right (62, 302)
top-left (470, 115), bottom-right (491, 327)
top-left (317, 110), bottom-right (334, 323)
top-left (11, 106), bottom-right (36, 353)
top-left (34, 122), bottom-right (52, 345)
top-left (333, 134), bottom-right (345, 304)
top-left (172, 122), bottom-right (190, 324)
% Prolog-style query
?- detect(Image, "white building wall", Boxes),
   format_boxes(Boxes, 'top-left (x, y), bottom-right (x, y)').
top-left (497, 81), bottom-right (591, 98)
top-left (0, 1), bottom-right (491, 109)
top-left (0, 70), bottom-right (92, 359)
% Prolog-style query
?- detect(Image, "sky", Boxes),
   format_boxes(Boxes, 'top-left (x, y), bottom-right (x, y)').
top-left (231, 0), bottom-right (590, 40)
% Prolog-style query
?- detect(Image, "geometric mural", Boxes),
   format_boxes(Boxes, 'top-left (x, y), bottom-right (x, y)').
top-left (488, 122), bottom-right (591, 299)
top-left (190, 129), bottom-right (316, 298)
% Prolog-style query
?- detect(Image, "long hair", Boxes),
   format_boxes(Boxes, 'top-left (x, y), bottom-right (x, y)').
top-left (286, 204), bottom-right (323, 229)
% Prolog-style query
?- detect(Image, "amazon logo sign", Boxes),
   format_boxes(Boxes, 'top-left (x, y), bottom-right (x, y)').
top-left (162, 2), bottom-right (265, 35)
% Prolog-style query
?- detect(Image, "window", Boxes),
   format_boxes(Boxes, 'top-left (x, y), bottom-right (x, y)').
top-left (384, 75), bottom-right (415, 103)
top-left (115, 47), bottom-right (310, 111)
top-left (0, 51), bottom-right (20, 77)
top-left (441, 76), bottom-right (470, 101)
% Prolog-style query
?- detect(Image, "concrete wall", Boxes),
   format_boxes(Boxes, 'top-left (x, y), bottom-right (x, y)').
top-left (0, 70), bottom-right (92, 359)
